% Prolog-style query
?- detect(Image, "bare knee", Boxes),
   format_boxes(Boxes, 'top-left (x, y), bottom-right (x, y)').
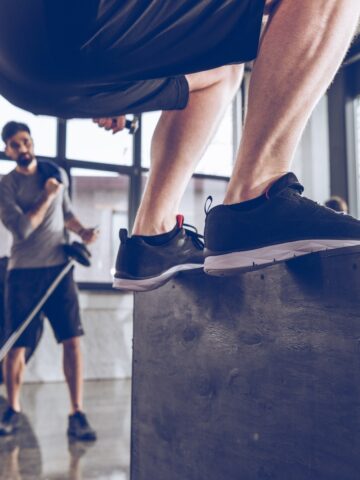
top-left (63, 337), bottom-right (81, 354)
top-left (4, 348), bottom-right (25, 384)
top-left (186, 65), bottom-right (243, 93)
top-left (5, 348), bottom-right (25, 367)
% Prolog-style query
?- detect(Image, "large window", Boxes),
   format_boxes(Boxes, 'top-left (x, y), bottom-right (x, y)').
top-left (0, 83), bottom-right (337, 288)
top-left (67, 119), bottom-right (133, 165)
top-left (0, 90), bottom-right (240, 288)
top-left (70, 169), bottom-right (129, 283)
top-left (141, 173), bottom-right (228, 231)
top-left (356, 97), bottom-right (360, 167)
top-left (0, 101), bottom-right (135, 288)
top-left (141, 104), bottom-right (235, 176)
top-left (0, 97), bottom-right (58, 260)
top-left (0, 97), bottom-right (57, 157)
top-left (355, 96), bottom-right (360, 214)
top-left (179, 178), bottom-right (228, 228)
top-left (0, 160), bottom-right (15, 258)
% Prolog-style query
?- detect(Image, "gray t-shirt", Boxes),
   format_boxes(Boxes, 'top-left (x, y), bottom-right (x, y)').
top-left (0, 166), bottom-right (74, 270)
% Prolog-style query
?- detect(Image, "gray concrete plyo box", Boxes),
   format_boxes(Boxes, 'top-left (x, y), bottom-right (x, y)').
top-left (132, 248), bottom-right (360, 480)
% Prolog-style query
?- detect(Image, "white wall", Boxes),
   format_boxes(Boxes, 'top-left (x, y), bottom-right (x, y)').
top-left (23, 291), bottom-right (133, 383)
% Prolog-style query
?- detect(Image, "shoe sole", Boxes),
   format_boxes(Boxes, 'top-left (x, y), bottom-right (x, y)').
top-left (204, 239), bottom-right (360, 276)
top-left (113, 263), bottom-right (203, 292)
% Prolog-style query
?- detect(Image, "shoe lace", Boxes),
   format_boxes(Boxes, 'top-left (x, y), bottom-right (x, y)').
top-left (183, 223), bottom-right (204, 250)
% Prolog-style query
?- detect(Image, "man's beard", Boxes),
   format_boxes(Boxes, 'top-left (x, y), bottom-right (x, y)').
top-left (16, 155), bottom-right (34, 167)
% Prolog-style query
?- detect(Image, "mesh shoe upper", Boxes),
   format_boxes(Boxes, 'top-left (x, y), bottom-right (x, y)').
top-left (115, 222), bottom-right (204, 280)
top-left (205, 173), bottom-right (360, 254)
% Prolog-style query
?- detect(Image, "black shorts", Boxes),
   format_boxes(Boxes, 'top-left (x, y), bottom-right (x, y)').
top-left (0, 0), bottom-right (265, 118)
top-left (4, 265), bottom-right (84, 349)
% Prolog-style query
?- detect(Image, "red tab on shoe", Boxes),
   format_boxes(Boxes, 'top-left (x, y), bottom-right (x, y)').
top-left (176, 214), bottom-right (184, 228)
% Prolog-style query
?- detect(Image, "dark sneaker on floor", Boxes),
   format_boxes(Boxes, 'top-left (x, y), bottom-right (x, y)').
top-left (113, 215), bottom-right (204, 292)
top-left (67, 412), bottom-right (97, 441)
top-left (0, 407), bottom-right (22, 436)
top-left (204, 172), bottom-right (360, 275)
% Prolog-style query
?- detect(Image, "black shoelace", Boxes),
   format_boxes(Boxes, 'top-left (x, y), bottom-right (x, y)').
top-left (183, 223), bottom-right (204, 250)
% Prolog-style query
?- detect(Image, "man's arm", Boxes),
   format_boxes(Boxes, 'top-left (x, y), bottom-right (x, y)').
top-left (64, 216), bottom-right (98, 244)
top-left (60, 168), bottom-right (98, 245)
top-left (0, 177), bottom-right (62, 241)
top-left (27, 178), bottom-right (62, 230)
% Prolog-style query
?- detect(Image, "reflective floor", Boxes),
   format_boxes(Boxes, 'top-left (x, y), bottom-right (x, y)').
top-left (0, 379), bottom-right (131, 480)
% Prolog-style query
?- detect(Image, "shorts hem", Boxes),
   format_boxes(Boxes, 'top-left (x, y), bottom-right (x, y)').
top-left (175, 76), bottom-right (190, 110)
top-left (57, 331), bottom-right (85, 344)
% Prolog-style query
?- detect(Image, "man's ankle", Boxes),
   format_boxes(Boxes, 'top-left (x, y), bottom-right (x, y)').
top-left (70, 409), bottom-right (83, 416)
top-left (132, 216), bottom-right (177, 236)
top-left (224, 172), bottom-right (288, 204)
top-left (8, 405), bottom-right (21, 413)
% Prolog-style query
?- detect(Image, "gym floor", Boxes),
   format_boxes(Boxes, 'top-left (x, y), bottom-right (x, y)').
top-left (0, 379), bottom-right (131, 480)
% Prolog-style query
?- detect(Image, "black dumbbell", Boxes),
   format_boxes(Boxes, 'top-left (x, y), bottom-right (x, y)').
top-left (125, 117), bottom-right (139, 134)
top-left (110, 117), bottom-right (139, 134)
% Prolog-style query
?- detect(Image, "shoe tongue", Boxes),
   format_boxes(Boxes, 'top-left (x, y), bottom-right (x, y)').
top-left (266, 172), bottom-right (304, 198)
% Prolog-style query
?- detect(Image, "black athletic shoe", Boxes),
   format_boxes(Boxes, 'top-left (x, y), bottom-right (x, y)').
top-left (113, 215), bottom-right (204, 291)
top-left (204, 172), bottom-right (360, 275)
top-left (0, 407), bottom-right (22, 436)
top-left (67, 412), bottom-right (97, 441)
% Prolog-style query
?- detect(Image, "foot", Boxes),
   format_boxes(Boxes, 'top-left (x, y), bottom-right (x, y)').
top-left (113, 215), bottom-right (204, 292)
top-left (67, 411), bottom-right (97, 441)
top-left (0, 407), bottom-right (22, 436)
top-left (204, 172), bottom-right (360, 275)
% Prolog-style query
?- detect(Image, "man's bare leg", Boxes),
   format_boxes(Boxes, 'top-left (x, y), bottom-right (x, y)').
top-left (225, 0), bottom-right (360, 204)
top-left (63, 337), bottom-right (97, 440)
top-left (133, 0), bottom-right (359, 234)
top-left (132, 65), bottom-right (243, 235)
top-left (63, 337), bottom-right (83, 414)
top-left (3, 348), bottom-right (26, 412)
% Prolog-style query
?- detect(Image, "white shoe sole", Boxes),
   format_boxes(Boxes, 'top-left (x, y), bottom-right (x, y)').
top-left (113, 263), bottom-right (203, 292)
top-left (204, 239), bottom-right (360, 276)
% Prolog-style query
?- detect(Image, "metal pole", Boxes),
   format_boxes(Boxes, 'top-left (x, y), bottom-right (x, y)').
top-left (0, 260), bottom-right (75, 361)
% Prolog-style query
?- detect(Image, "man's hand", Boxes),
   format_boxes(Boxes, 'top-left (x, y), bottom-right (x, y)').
top-left (93, 116), bottom-right (127, 134)
top-left (65, 217), bottom-right (100, 244)
top-left (45, 178), bottom-right (63, 197)
top-left (79, 227), bottom-right (99, 245)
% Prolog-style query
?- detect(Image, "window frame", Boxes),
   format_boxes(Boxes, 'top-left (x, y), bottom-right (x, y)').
top-left (0, 92), bottom-right (241, 290)
top-left (326, 33), bottom-right (360, 218)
